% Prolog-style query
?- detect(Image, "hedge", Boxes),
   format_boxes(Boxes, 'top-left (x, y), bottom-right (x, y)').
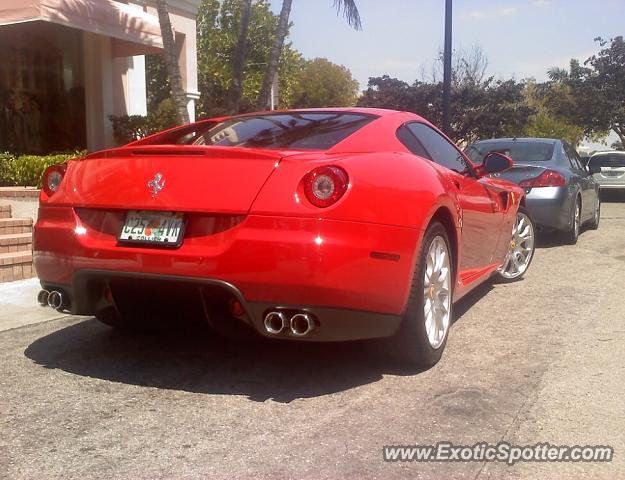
top-left (0, 152), bottom-right (85, 188)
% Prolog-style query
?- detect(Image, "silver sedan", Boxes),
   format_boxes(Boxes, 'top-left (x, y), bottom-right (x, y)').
top-left (588, 151), bottom-right (625, 191)
top-left (465, 137), bottom-right (601, 244)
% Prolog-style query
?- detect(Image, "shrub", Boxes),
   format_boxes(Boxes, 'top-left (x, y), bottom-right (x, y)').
top-left (109, 98), bottom-right (179, 145)
top-left (0, 152), bottom-right (85, 187)
top-left (109, 115), bottom-right (150, 145)
top-left (0, 153), bottom-right (16, 187)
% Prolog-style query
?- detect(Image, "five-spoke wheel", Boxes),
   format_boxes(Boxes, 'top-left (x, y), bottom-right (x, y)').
top-left (498, 207), bottom-right (535, 281)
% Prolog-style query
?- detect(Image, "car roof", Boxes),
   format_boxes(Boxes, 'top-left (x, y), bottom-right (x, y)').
top-left (228, 107), bottom-right (413, 119)
top-left (591, 150), bottom-right (625, 157)
top-left (472, 137), bottom-right (559, 145)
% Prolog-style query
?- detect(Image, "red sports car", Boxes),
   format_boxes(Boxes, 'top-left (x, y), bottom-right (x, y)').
top-left (34, 108), bottom-right (534, 366)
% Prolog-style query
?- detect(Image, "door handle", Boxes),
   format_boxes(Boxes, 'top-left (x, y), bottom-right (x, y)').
top-left (452, 179), bottom-right (461, 189)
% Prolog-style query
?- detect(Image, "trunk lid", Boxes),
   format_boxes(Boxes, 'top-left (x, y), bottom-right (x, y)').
top-left (490, 163), bottom-right (548, 187)
top-left (59, 146), bottom-right (288, 213)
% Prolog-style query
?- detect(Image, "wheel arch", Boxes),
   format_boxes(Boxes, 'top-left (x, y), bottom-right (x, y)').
top-left (427, 206), bottom-right (459, 284)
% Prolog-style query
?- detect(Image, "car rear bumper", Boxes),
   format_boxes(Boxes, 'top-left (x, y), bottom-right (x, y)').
top-left (40, 270), bottom-right (403, 341)
top-left (524, 186), bottom-right (573, 231)
top-left (34, 206), bottom-right (419, 340)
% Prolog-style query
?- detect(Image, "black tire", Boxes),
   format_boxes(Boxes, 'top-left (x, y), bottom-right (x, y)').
top-left (494, 206), bottom-right (536, 283)
top-left (587, 199), bottom-right (600, 230)
top-left (386, 222), bottom-right (453, 367)
top-left (562, 196), bottom-right (581, 245)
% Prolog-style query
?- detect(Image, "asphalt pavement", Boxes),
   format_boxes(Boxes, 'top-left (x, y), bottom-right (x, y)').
top-left (1, 198), bottom-right (624, 479)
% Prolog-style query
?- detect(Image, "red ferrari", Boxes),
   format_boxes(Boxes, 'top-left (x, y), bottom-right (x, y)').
top-left (34, 108), bottom-right (535, 366)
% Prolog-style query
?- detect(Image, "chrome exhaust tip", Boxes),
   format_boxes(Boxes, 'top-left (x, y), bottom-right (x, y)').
top-left (37, 290), bottom-right (50, 307)
top-left (47, 290), bottom-right (64, 310)
top-left (264, 311), bottom-right (286, 334)
top-left (290, 313), bottom-right (315, 337)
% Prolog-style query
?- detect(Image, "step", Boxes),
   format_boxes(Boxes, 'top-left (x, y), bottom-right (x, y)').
top-left (0, 218), bottom-right (33, 235)
top-left (0, 204), bottom-right (10, 219)
top-left (0, 187), bottom-right (40, 198)
top-left (0, 232), bottom-right (33, 253)
top-left (0, 251), bottom-right (35, 283)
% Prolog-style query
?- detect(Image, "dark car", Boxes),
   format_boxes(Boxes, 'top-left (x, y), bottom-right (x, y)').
top-left (465, 138), bottom-right (601, 244)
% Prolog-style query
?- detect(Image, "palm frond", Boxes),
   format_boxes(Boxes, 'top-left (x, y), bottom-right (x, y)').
top-left (332, 0), bottom-right (362, 31)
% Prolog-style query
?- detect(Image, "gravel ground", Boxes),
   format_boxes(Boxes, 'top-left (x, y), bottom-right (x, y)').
top-left (1, 198), bottom-right (624, 479)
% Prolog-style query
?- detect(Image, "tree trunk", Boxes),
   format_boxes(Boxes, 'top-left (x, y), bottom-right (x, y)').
top-left (155, 0), bottom-right (190, 124)
top-left (256, 0), bottom-right (292, 110)
top-left (615, 131), bottom-right (625, 150)
top-left (228, 0), bottom-right (253, 114)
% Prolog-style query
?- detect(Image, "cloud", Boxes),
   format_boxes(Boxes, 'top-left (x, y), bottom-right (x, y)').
top-left (532, 0), bottom-right (551, 5)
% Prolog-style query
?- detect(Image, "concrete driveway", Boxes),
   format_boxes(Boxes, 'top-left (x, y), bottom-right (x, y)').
top-left (1, 199), bottom-right (624, 479)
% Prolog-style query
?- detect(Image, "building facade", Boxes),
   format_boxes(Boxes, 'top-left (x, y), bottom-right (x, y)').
top-left (0, 0), bottom-right (201, 153)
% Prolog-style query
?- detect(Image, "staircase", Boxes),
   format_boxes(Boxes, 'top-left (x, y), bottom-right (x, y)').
top-left (0, 202), bottom-right (36, 283)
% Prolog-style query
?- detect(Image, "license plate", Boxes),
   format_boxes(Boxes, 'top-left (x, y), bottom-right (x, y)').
top-left (119, 211), bottom-right (185, 247)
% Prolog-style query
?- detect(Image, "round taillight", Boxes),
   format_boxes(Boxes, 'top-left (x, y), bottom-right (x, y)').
top-left (303, 166), bottom-right (349, 208)
top-left (42, 164), bottom-right (67, 196)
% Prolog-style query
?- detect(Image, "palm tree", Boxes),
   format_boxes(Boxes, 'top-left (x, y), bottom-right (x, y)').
top-left (155, 0), bottom-right (190, 124)
top-left (255, 0), bottom-right (362, 110)
top-left (228, 0), bottom-right (253, 114)
top-left (547, 67), bottom-right (570, 82)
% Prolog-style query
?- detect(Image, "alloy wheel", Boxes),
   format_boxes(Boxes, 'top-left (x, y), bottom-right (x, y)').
top-left (500, 211), bottom-right (535, 280)
top-left (423, 236), bottom-right (451, 349)
top-left (574, 200), bottom-right (581, 238)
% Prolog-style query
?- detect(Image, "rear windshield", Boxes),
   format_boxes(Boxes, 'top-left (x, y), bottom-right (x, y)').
top-left (590, 153), bottom-right (625, 168)
top-left (179, 112), bottom-right (375, 150)
top-left (465, 142), bottom-right (555, 164)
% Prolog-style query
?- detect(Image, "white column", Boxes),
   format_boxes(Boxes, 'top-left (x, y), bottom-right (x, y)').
top-left (126, 56), bottom-right (148, 116)
top-left (83, 32), bottom-right (115, 151)
top-left (186, 91), bottom-right (200, 122)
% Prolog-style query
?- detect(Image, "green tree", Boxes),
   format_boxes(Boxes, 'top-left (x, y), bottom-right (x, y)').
top-left (358, 76), bottom-right (442, 120)
top-left (544, 37), bottom-right (625, 145)
top-left (524, 112), bottom-right (584, 145)
top-left (145, 54), bottom-right (171, 113)
top-left (255, 0), bottom-right (362, 110)
top-left (292, 58), bottom-right (359, 107)
top-left (522, 80), bottom-right (584, 145)
top-left (359, 76), bottom-right (533, 146)
top-left (196, 0), bottom-right (304, 118)
top-left (228, 0), bottom-right (253, 113)
top-left (583, 36), bottom-right (625, 147)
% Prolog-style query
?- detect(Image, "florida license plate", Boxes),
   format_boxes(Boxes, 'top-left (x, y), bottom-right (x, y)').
top-left (119, 211), bottom-right (185, 247)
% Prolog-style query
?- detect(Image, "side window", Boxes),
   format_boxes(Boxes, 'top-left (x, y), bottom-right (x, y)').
top-left (570, 148), bottom-right (585, 171)
top-left (563, 143), bottom-right (583, 171)
top-left (406, 123), bottom-right (469, 174)
top-left (396, 125), bottom-right (431, 159)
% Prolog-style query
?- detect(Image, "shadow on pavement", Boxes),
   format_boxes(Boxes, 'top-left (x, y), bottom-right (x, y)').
top-left (24, 286), bottom-right (492, 403)
top-left (536, 230), bottom-right (567, 249)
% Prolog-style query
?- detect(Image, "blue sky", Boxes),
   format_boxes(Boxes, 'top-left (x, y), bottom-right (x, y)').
top-left (275, 0), bottom-right (624, 89)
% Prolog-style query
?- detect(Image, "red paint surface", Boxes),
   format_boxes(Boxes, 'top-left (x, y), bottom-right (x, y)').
top-left (34, 108), bottom-right (524, 314)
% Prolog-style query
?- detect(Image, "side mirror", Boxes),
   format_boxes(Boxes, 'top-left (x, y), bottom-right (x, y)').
top-left (479, 152), bottom-right (514, 176)
top-left (587, 163), bottom-right (601, 175)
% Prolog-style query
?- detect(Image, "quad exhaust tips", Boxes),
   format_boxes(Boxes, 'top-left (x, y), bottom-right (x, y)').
top-left (263, 310), bottom-right (317, 337)
top-left (38, 289), bottom-right (68, 311)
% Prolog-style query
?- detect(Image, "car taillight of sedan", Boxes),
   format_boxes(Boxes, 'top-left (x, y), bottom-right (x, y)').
top-left (519, 169), bottom-right (566, 188)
